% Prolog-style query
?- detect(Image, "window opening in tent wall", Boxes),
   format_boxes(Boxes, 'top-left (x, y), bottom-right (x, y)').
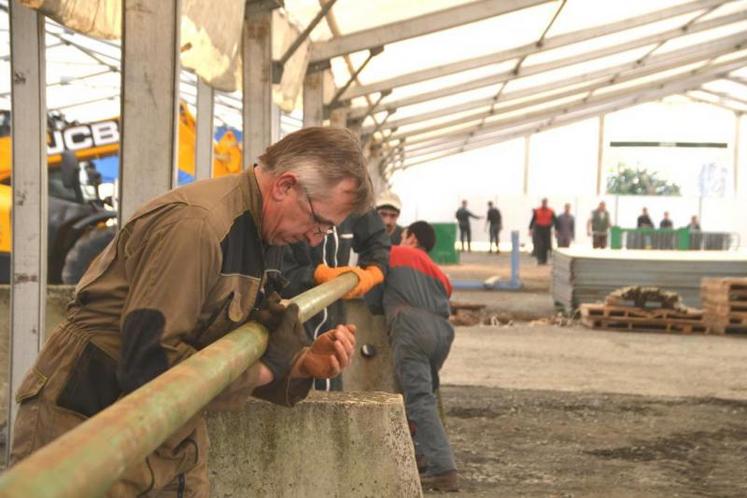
top-left (604, 141), bottom-right (730, 198)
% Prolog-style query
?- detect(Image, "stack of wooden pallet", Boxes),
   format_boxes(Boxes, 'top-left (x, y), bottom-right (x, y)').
top-left (580, 302), bottom-right (708, 334)
top-left (552, 248), bottom-right (747, 311)
top-left (701, 278), bottom-right (747, 334)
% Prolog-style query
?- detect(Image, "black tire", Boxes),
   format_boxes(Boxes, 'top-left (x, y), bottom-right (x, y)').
top-left (61, 226), bottom-right (116, 285)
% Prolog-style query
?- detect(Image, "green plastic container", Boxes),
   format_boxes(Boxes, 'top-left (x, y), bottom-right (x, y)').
top-left (429, 222), bottom-right (459, 264)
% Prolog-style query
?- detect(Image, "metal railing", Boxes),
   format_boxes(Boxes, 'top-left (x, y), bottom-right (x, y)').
top-left (610, 227), bottom-right (740, 251)
top-left (0, 272), bottom-right (359, 498)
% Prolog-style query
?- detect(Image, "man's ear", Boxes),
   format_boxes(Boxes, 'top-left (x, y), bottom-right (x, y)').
top-left (271, 172), bottom-right (299, 201)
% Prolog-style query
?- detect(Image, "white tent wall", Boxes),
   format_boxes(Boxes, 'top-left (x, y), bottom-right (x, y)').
top-left (390, 99), bottom-right (747, 251)
top-left (527, 117), bottom-right (599, 196)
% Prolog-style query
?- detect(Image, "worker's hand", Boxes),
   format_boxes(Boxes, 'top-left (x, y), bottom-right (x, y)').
top-left (293, 324), bottom-right (357, 379)
top-left (259, 302), bottom-right (310, 382)
top-left (250, 291), bottom-right (286, 331)
top-left (313, 265), bottom-right (384, 299)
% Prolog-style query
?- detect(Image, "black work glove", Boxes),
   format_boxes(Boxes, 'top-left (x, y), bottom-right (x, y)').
top-left (259, 302), bottom-right (310, 381)
top-left (251, 291), bottom-right (286, 330)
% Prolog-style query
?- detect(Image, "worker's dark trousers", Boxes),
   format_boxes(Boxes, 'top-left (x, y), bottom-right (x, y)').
top-left (458, 224), bottom-right (471, 251)
top-left (533, 226), bottom-right (552, 264)
top-left (390, 308), bottom-right (456, 476)
top-left (489, 225), bottom-right (500, 252)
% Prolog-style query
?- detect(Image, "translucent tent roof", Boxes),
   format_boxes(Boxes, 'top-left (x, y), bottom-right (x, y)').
top-left (284, 0), bottom-right (747, 176)
top-left (5, 0), bottom-right (747, 176)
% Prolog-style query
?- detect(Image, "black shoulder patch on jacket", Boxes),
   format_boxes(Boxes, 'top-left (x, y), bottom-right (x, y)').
top-left (220, 211), bottom-right (264, 277)
top-left (119, 309), bottom-right (169, 393)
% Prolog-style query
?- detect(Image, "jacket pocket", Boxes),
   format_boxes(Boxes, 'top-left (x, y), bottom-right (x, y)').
top-left (15, 368), bottom-right (48, 404)
top-left (57, 342), bottom-right (121, 417)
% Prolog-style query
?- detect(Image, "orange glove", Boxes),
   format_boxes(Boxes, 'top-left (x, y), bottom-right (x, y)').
top-left (313, 265), bottom-right (384, 299)
top-left (294, 324), bottom-right (357, 379)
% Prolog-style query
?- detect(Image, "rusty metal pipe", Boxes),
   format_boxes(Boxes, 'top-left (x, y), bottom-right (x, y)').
top-left (0, 272), bottom-right (359, 498)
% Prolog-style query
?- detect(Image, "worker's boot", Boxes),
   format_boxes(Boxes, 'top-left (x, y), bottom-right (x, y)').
top-left (420, 469), bottom-right (459, 492)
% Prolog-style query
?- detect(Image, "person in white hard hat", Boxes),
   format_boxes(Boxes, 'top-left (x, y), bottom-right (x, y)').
top-left (376, 191), bottom-right (403, 245)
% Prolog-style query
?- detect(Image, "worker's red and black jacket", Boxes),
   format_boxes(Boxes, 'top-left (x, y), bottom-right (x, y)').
top-left (381, 245), bottom-right (452, 321)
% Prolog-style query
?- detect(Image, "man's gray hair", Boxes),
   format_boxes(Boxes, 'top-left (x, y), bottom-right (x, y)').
top-left (258, 127), bottom-right (373, 213)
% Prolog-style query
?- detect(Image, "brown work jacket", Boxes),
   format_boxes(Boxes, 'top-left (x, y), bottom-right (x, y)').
top-left (68, 167), bottom-right (310, 410)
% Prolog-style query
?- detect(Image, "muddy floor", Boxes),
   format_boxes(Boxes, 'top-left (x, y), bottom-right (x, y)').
top-left (439, 385), bottom-right (747, 497)
top-left (430, 251), bottom-right (747, 497)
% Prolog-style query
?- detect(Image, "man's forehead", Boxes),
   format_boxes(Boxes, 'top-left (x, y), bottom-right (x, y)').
top-left (377, 207), bottom-right (399, 215)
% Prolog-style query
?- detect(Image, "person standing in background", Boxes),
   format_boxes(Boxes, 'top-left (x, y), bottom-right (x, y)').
top-left (555, 203), bottom-right (575, 248)
top-left (455, 200), bottom-right (480, 252)
top-left (485, 201), bottom-right (502, 254)
top-left (660, 211), bottom-right (674, 228)
top-left (529, 198), bottom-right (556, 265)
top-left (376, 191), bottom-right (404, 245)
top-left (637, 207), bottom-right (654, 228)
top-left (587, 201), bottom-right (611, 249)
top-left (688, 215), bottom-right (701, 231)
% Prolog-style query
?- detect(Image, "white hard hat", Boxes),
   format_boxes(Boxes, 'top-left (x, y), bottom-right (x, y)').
top-left (375, 190), bottom-right (401, 212)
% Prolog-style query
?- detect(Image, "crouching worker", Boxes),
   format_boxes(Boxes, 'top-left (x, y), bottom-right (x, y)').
top-left (383, 221), bottom-right (458, 492)
top-left (10, 127), bottom-right (370, 497)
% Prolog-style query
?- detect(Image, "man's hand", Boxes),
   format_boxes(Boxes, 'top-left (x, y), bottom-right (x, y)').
top-left (314, 265), bottom-right (384, 299)
top-left (251, 291), bottom-right (286, 330)
top-left (259, 302), bottom-right (310, 382)
top-left (293, 324), bottom-right (357, 379)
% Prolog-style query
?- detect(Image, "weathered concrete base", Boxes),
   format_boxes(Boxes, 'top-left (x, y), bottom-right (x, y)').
top-left (341, 300), bottom-right (399, 393)
top-left (206, 391), bottom-right (422, 497)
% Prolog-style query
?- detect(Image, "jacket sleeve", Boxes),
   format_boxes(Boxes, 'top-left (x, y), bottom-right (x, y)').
top-left (352, 209), bottom-right (391, 276)
top-left (469, 210), bottom-right (479, 219)
top-left (529, 210), bottom-right (536, 229)
top-left (119, 209), bottom-right (220, 395)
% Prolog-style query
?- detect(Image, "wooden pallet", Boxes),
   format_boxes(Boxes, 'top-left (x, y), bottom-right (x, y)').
top-left (701, 277), bottom-right (747, 334)
top-left (580, 303), bottom-right (708, 334)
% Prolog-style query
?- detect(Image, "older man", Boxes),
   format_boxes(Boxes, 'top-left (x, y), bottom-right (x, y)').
top-left (10, 127), bottom-right (370, 497)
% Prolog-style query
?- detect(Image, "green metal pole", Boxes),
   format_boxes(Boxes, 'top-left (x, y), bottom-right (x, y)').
top-left (0, 272), bottom-right (359, 498)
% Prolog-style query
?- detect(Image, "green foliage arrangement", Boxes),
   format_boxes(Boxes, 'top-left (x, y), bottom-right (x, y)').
top-left (606, 163), bottom-right (681, 196)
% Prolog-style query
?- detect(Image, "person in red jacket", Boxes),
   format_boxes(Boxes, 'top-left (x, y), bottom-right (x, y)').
top-left (529, 198), bottom-right (557, 265)
top-left (383, 221), bottom-right (458, 492)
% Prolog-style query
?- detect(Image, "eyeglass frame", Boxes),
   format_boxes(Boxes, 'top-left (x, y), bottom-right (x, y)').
top-left (301, 185), bottom-right (335, 236)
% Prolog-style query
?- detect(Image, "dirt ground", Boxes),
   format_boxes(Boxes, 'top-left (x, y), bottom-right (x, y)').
top-left (429, 252), bottom-right (747, 497)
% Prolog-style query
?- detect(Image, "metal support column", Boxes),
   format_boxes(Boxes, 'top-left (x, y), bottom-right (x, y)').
top-left (303, 67), bottom-right (324, 126)
top-left (330, 107), bottom-right (348, 129)
top-left (735, 112), bottom-right (742, 195)
top-left (243, 1), bottom-right (280, 167)
top-left (119, 0), bottom-right (180, 221)
top-left (195, 78), bottom-right (214, 180)
top-left (7, 0), bottom-right (47, 449)
top-left (523, 135), bottom-right (531, 195)
top-left (271, 103), bottom-right (282, 142)
top-left (596, 115), bottom-right (605, 196)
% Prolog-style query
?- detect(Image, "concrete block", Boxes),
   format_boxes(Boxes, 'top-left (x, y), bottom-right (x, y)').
top-left (342, 300), bottom-right (399, 394)
top-left (206, 391), bottom-right (422, 498)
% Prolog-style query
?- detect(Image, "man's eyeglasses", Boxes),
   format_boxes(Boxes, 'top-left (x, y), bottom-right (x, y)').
top-left (302, 186), bottom-right (335, 236)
